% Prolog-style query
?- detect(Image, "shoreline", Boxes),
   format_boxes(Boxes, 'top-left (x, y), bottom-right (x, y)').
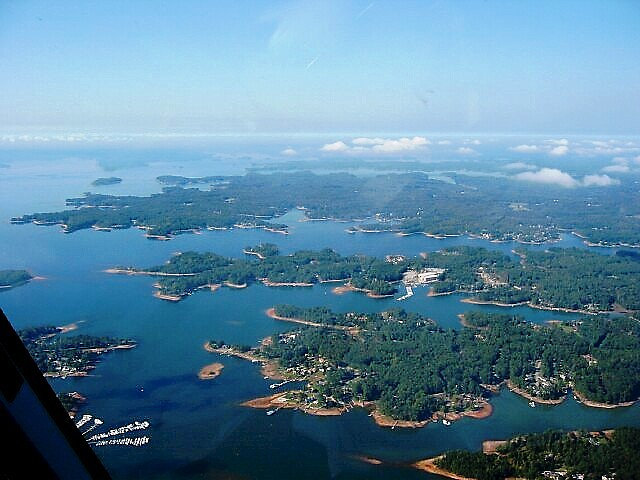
top-left (203, 342), bottom-right (285, 380)
top-left (241, 392), bottom-right (346, 416)
top-left (262, 279), bottom-right (314, 287)
top-left (243, 249), bottom-right (265, 260)
top-left (412, 457), bottom-right (476, 480)
top-left (104, 268), bottom-right (196, 277)
top-left (452, 290), bottom-right (607, 315)
top-left (572, 390), bottom-right (637, 409)
top-left (58, 321), bottom-right (81, 334)
top-left (265, 308), bottom-right (357, 333)
top-left (332, 284), bottom-right (394, 299)
top-left (506, 380), bottom-right (566, 405)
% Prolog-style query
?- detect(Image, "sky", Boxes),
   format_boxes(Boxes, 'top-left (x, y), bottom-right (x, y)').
top-left (1, 0), bottom-right (639, 135)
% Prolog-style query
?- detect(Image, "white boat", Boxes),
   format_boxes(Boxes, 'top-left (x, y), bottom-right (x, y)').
top-left (529, 401), bottom-right (536, 408)
top-left (442, 419), bottom-right (451, 426)
top-left (266, 410), bottom-right (276, 416)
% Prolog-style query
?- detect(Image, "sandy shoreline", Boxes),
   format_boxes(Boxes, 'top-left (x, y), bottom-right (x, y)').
top-left (505, 380), bottom-right (566, 405)
top-left (441, 289), bottom-right (604, 315)
top-left (332, 284), bottom-right (394, 298)
top-left (461, 297), bottom-right (529, 308)
top-left (412, 457), bottom-right (476, 480)
top-left (153, 291), bottom-right (182, 301)
top-left (241, 392), bottom-right (346, 416)
top-left (262, 279), bottom-right (314, 287)
top-left (203, 342), bottom-right (285, 380)
top-left (104, 268), bottom-right (196, 277)
top-left (265, 308), bottom-right (357, 333)
top-left (572, 390), bottom-right (637, 408)
top-left (58, 322), bottom-right (81, 334)
top-left (198, 362), bottom-right (224, 380)
top-left (243, 249), bottom-right (265, 260)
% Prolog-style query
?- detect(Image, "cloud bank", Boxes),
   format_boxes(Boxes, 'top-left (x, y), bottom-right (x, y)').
top-left (320, 136), bottom-right (430, 154)
top-left (515, 168), bottom-right (619, 188)
top-left (510, 144), bottom-right (539, 153)
top-left (515, 168), bottom-right (579, 188)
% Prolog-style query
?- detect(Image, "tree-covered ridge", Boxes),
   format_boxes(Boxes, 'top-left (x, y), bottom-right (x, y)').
top-left (18, 325), bottom-right (136, 377)
top-left (91, 177), bottom-right (122, 186)
top-left (471, 248), bottom-right (640, 311)
top-left (0, 269), bottom-right (33, 289)
top-left (225, 309), bottom-right (640, 421)
top-left (12, 171), bottom-right (640, 246)
top-left (433, 428), bottom-right (640, 480)
top-left (143, 247), bottom-right (424, 296)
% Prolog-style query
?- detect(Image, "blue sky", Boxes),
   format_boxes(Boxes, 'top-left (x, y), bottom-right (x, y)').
top-left (1, 0), bottom-right (639, 135)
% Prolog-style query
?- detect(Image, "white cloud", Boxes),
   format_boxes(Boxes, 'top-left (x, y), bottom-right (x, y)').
top-left (465, 139), bottom-right (481, 145)
top-left (602, 164), bottom-right (630, 173)
top-left (634, 155), bottom-right (640, 165)
top-left (515, 168), bottom-right (579, 188)
top-left (510, 144), bottom-right (539, 153)
top-left (515, 168), bottom-right (620, 188)
top-left (582, 174), bottom-right (619, 186)
top-left (549, 145), bottom-right (569, 156)
top-left (546, 138), bottom-right (569, 146)
top-left (281, 148), bottom-right (297, 156)
top-left (612, 157), bottom-right (629, 165)
top-left (320, 136), bottom-right (430, 154)
top-left (503, 162), bottom-right (537, 171)
top-left (456, 147), bottom-right (477, 155)
top-left (437, 140), bottom-right (452, 145)
top-left (371, 136), bottom-right (430, 153)
top-left (320, 141), bottom-right (349, 152)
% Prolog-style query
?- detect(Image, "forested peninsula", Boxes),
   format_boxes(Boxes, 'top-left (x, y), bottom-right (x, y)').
top-left (110, 245), bottom-right (640, 313)
top-left (18, 325), bottom-right (136, 378)
top-left (11, 172), bottom-right (640, 246)
top-left (210, 309), bottom-right (640, 426)
top-left (420, 428), bottom-right (640, 480)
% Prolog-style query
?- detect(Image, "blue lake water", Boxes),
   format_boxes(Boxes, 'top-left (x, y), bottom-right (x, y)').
top-left (0, 149), bottom-right (637, 479)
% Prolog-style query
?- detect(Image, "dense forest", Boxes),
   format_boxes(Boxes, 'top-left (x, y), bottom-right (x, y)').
top-left (226, 308), bottom-right (640, 421)
top-left (470, 248), bottom-right (640, 311)
top-left (434, 428), bottom-right (640, 480)
top-left (133, 246), bottom-right (640, 312)
top-left (139, 247), bottom-right (420, 296)
top-left (0, 269), bottom-right (33, 289)
top-left (18, 325), bottom-right (136, 377)
top-left (91, 177), bottom-right (122, 186)
top-left (12, 171), bottom-right (640, 245)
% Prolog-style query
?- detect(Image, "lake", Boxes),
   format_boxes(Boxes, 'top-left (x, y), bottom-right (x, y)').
top-left (1, 149), bottom-right (637, 479)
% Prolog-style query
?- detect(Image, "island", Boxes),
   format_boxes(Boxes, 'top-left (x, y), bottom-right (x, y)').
top-left (109, 245), bottom-right (640, 314)
top-left (108, 246), bottom-right (425, 300)
top-left (18, 325), bottom-right (136, 377)
top-left (11, 171), bottom-right (640, 246)
top-left (198, 362), bottom-right (224, 380)
top-left (207, 308), bottom-right (640, 426)
top-left (91, 177), bottom-right (122, 186)
top-left (0, 269), bottom-right (33, 290)
top-left (417, 428), bottom-right (639, 480)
